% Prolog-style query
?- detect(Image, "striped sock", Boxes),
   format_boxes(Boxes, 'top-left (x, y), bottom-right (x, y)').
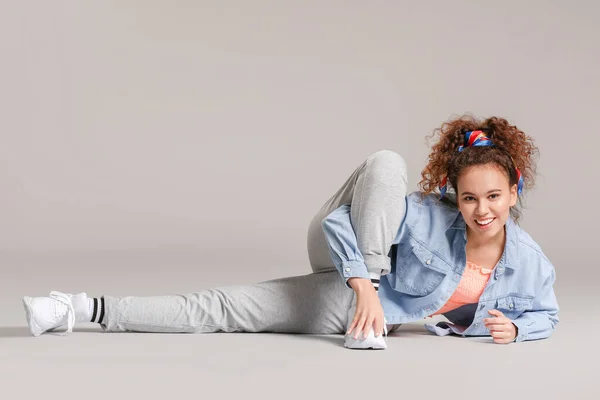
top-left (369, 270), bottom-right (382, 292)
top-left (88, 297), bottom-right (105, 324)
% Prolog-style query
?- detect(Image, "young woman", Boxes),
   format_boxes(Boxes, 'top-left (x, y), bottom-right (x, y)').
top-left (22, 115), bottom-right (559, 348)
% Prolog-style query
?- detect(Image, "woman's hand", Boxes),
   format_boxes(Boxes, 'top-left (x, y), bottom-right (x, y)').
top-left (347, 278), bottom-right (385, 340)
top-left (483, 309), bottom-right (518, 344)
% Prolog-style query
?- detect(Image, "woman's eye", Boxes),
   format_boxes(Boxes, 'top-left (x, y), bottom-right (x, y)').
top-left (464, 196), bottom-right (475, 201)
top-left (489, 194), bottom-right (499, 199)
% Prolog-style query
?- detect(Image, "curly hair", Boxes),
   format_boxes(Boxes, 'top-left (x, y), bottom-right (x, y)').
top-left (418, 114), bottom-right (539, 221)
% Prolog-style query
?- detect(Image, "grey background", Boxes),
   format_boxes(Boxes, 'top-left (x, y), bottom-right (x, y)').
top-left (1, 1), bottom-right (598, 399)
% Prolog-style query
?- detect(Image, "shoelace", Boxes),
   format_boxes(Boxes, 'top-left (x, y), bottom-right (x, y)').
top-left (49, 291), bottom-right (75, 335)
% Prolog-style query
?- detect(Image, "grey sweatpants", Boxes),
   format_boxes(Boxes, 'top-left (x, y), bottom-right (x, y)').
top-left (101, 150), bottom-right (408, 335)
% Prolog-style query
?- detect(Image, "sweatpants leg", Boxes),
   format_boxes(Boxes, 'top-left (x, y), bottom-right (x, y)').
top-left (306, 150), bottom-right (408, 276)
top-left (100, 150), bottom-right (407, 335)
top-left (101, 270), bottom-right (354, 334)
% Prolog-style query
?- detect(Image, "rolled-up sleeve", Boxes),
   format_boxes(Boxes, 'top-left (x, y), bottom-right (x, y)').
top-left (321, 205), bottom-right (370, 289)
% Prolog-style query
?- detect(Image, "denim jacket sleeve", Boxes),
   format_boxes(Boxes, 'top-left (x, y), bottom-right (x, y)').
top-left (511, 268), bottom-right (559, 342)
top-left (320, 205), bottom-right (371, 289)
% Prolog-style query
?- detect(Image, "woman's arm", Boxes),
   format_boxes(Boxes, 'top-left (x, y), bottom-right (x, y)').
top-left (321, 204), bottom-right (388, 342)
top-left (321, 204), bottom-right (378, 289)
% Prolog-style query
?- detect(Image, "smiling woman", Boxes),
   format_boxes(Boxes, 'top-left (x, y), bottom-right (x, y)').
top-left (413, 116), bottom-right (551, 343)
top-left (21, 115), bottom-right (558, 349)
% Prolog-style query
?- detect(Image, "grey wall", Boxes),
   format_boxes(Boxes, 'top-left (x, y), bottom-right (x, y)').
top-left (2, 1), bottom-right (598, 287)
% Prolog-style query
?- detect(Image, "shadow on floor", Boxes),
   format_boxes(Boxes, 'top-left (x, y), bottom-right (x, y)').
top-left (0, 326), bottom-right (107, 338)
top-left (1, 323), bottom-right (439, 343)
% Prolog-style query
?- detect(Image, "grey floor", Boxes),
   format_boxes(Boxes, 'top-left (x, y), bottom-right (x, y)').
top-left (1, 257), bottom-right (595, 400)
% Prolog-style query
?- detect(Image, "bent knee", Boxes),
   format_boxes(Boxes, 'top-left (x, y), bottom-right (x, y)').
top-left (367, 150), bottom-right (407, 175)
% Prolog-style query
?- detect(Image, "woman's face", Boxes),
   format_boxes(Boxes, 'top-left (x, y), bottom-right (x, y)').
top-left (456, 163), bottom-right (518, 242)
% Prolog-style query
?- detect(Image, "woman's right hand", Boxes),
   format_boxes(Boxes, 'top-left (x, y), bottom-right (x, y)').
top-left (347, 278), bottom-right (385, 340)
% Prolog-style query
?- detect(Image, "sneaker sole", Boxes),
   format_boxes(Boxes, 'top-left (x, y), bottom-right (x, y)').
top-left (344, 335), bottom-right (387, 350)
top-left (22, 296), bottom-right (43, 337)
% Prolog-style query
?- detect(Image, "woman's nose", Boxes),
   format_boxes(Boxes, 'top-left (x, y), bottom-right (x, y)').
top-left (476, 201), bottom-right (490, 215)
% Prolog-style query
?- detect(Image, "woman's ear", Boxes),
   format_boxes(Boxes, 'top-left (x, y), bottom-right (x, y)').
top-left (509, 184), bottom-right (518, 207)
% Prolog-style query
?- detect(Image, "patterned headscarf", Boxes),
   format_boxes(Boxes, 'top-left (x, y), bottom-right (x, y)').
top-left (439, 130), bottom-right (523, 198)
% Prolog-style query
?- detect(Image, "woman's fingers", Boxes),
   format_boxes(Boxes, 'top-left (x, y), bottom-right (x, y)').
top-left (353, 314), bottom-right (368, 339)
top-left (491, 331), bottom-right (512, 344)
top-left (484, 316), bottom-right (510, 326)
top-left (488, 309), bottom-right (506, 318)
top-left (346, 321), bottom-right (355, 335)
top-left (362, 316), bottom-right (375, 339)
top-left (490, 329), bottom-right (513, 344)
top-left (485, 322), bottom-right (507, 330)
top-left (348, 292), bottom-right (386, 340)
top-left (347, 312), bottom-right (363, 335)
top-left (347, 316), bottom-right (361, 336)
top-left (346, 314), bottom-right (358, 335)
top-left (353, 315), bottom-right (383, 339)
top-left (355, 313), bottom-right (380, 340)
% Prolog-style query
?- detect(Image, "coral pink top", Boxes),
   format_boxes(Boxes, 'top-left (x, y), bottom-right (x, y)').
top-left (432, 261), bottom-right (493, 315)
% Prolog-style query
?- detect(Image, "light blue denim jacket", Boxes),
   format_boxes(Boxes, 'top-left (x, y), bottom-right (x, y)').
top-left (321, 191), bottom-right (559, 342)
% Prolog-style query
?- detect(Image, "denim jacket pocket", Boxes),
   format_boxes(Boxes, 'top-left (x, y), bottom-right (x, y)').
top-left (394, 243), bottom-right (448, 297)
top-left (495, 295), bottom-right (533, 319)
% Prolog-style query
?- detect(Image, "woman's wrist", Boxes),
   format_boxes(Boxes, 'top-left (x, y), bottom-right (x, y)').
top-left (348, 278), bottom-right (375, 293)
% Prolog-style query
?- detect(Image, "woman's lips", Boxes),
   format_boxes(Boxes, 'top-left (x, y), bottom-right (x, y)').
top-left (475, 217), bottom-right (496, 229)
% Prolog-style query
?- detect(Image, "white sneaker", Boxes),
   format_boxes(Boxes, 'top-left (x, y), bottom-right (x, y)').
top-left (344, 322), bottom-right (388, 350)
top-left (22, 291), bottom-right (90, 337)
top-left (344, 302), bottom-right (389, 350)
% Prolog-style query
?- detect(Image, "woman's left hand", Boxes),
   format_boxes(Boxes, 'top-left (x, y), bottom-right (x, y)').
top-left (483, 309), bottom-right (517, 344)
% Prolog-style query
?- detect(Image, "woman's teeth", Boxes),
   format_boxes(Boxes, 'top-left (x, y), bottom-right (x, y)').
top-left (476, 218), bottom-right (494, 226)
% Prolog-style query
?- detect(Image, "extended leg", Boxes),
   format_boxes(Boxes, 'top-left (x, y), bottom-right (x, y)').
top-left (23, 270), bottom-right (354, 336)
